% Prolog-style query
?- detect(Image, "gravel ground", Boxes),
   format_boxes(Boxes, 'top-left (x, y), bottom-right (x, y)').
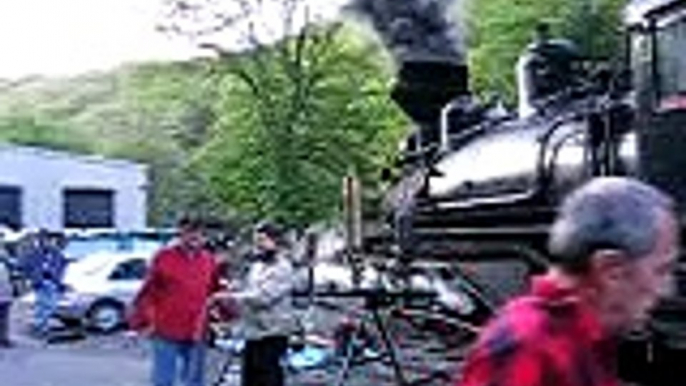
top-left (1, 300), bottom-right (469, 386)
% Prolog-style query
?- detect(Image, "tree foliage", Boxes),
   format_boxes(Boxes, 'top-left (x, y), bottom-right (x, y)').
top-left (0, 115), bottom-right (91, 153)
top-left (158, 0), bottom-right (407, 229)
top-left (192, 24), bottom-right (406, 228)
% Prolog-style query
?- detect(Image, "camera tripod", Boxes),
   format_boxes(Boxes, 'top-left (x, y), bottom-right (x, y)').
top-left (313, 288), bottom-right (437, 386)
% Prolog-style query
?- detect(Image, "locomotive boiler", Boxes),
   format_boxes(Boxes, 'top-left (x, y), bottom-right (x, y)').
top-left (370, 0), bottom-right (686, 384)
top-left (383, 0), bottom-right (686, 259)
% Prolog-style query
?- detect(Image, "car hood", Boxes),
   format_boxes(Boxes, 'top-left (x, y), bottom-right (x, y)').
top-left (63, 266), bottom-right (109, 290)
top-left (64, 276), bottom-right (109, 294)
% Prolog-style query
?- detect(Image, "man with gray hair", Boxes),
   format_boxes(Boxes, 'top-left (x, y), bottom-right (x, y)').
top-left (456, 177), bottom-right (679, 386)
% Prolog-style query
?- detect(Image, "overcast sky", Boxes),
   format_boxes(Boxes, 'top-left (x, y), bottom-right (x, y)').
top-left (0, 0), bottom-right (346, 80)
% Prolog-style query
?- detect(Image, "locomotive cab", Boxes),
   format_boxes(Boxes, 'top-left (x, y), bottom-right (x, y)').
top-left (627, 0), bottom-right (686, 113)
top-left (607, 3), bottom-right (686, 385)
top-left (628, 0), bottom-right (686, 212)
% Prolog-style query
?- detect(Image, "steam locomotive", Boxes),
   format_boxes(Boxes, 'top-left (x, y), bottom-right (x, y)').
top-left (372, 0), bottom-right (686, 384)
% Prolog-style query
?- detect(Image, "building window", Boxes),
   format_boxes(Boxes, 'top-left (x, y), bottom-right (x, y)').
top-left (63, 189), bottom-right (114, 228)
top-left (0, 185), bottom-right (22, 229)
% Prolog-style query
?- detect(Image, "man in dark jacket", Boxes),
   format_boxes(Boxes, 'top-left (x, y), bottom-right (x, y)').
top-left (129, 216), bottom-right (222, 386)
top-left (0, 243), bottom-right (13, 347)
top-left (24, 230), bottom-right (67, 337)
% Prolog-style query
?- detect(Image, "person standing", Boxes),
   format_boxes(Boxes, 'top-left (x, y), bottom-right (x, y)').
top-left (0, 243), bottom-right (14, 347)
top-left (455, 177), bottom-right (679, 386)
top-left (231, 222), bottom-right (299, 386)
top-left (129, 216), bottom-right (222, 386)
top-left (23, 230), bottom-right (67, 337)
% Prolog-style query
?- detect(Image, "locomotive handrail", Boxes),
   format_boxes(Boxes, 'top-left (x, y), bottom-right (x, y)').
top-left (440, 98), bottom-right (462, 153)
top-left (543, 126), bottom-right (588, 182)
top-left (426, 191), bottom-right (539, 210)
top-left (535, 103), bottom-right (592, 190)
top-left (538, 94), bottom-right (623, 184)
top-left (439, 99), bottom-right (514, 155)
top-left (442, 114), bottom-right (514, 155)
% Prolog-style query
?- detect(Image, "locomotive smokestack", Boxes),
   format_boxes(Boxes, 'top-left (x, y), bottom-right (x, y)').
top-left (347, 0), bottom-right (469, 136)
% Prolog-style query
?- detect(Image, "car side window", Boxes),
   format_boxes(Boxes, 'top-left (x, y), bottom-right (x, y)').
top-left (109, 258), bottom-right (148, 281)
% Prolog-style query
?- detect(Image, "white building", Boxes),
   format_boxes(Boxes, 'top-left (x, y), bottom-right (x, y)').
top-left (0, 144), bottom-right (147, 231)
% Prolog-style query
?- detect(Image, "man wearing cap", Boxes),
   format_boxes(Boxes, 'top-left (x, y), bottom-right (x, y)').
top-left (24, 230), bottom-right (67, 337)
top-left (129, 216), bottom-right (223, 386)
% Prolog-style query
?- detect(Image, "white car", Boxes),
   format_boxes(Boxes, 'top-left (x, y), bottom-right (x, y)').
top-left (22, 251), bottom-right (153, 333)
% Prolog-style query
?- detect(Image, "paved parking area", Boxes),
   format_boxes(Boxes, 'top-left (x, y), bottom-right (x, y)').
top-left (0, 302), bottom-right (466, 386)
top-left (0, 303), bottom-right (148, 386)
top-left (0, 343), bottom-right (149, 386)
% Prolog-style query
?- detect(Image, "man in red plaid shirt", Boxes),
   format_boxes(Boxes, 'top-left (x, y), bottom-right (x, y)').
top-left (456, 177), bottom-right (679, 386)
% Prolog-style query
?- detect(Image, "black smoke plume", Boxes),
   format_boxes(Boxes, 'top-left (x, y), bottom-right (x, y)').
top-left (346, 0), bottom-right (465, 64)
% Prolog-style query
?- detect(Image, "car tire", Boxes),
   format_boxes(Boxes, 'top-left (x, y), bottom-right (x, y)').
top-left (87, 300), bottom-right (125, 334)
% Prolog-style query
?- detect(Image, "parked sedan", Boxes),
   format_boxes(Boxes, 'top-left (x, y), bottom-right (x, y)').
top-left (22, 251), bottom-right (153, 333)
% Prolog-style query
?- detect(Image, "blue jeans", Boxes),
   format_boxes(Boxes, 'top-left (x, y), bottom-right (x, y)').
top-left (34, 281), bottom-right (60, 334)
top-left (152, 337), bottom-right (206, 386)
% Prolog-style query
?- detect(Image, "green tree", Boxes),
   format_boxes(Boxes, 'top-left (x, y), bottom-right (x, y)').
top-left (163, 0), bottom-right (406, 228)
top-left (194, 25), bottom-right (405, 229)
top-left (114, 61), bottom-right (223, 225)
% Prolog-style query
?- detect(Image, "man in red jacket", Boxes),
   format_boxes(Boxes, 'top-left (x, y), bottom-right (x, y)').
top-left (130, 216), bottom-right (222, 386)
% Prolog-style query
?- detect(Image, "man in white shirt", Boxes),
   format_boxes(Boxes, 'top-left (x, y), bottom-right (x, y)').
top-left (232, 222), bottom-right (298, 386)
